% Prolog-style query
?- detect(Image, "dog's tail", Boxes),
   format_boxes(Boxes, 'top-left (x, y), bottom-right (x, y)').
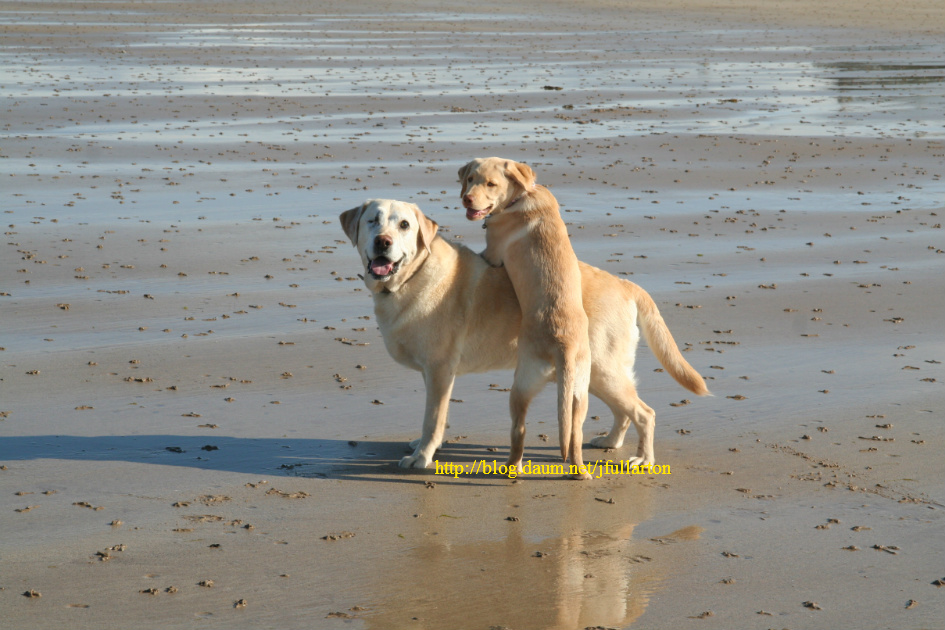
top-left (556, 344), bottom-right (591, 465)
top-left (626, 281), bottom-right (710, 396)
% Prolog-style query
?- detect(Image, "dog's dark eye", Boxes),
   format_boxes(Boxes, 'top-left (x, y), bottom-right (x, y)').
top-left (368, 216), bottom-right (379, 225)
top-left (400, 220), bottom-right (410, 229)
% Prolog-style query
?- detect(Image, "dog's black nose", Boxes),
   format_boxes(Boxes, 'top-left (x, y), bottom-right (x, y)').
top-left (374, 234), bottom-right (392, 251)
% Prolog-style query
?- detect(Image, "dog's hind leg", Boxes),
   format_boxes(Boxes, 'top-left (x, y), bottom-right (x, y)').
top-left (556, 343), bottom-right (592, 480)
top-left (589, 374), bottom-right (656, 466)
top-left (507, 353), bottom-right (552, 473)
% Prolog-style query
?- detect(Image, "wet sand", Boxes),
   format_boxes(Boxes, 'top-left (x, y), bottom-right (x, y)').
top-left (1, 0), bottom-right (943, 628)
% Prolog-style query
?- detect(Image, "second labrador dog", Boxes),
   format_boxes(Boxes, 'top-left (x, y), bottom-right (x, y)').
top-left (460, 157), bottom-right (593, 478)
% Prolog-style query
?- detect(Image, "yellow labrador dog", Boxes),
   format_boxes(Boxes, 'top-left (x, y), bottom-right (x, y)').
top-left (340, 199), bottom-right (708, 474)
top-left (459, 157), bottom-right (593, 478)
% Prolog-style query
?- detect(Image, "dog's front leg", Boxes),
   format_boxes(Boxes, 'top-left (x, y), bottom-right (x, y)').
top-left (399, 364), bottom-right (456, 469)
top-left (480, 239), bottom-right (504, 268)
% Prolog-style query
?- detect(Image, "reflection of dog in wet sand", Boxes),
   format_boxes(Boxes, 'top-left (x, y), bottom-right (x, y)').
top-left (459, 157), bottom-right (593, 478)
top-left (340, 199), bottom-right (708, 473)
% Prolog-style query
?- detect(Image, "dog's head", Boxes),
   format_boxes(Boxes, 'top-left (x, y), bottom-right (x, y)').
top-left (339, 199), bottom-right (438, 293)
top-left (458, 157), bottom-right (536, 221)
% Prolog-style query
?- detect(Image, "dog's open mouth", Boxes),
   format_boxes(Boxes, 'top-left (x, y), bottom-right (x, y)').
top-left (465, 205), bottom-right (492, 221)
top-left (368, 256), bottom-right (401, 280)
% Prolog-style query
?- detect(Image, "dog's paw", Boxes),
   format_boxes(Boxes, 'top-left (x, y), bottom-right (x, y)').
top-left (625, 456), bottom-right (655, 468)
top-left (589, 434), bottom-right (625, 449)
top-left (408, 437), bottom-right (422, 449)
top-left (504, 457), bottom-right (523, 473)
top-left (399, 452), bottom-right (433, 469)
top-left (570, 467), bottom-right (594, 481)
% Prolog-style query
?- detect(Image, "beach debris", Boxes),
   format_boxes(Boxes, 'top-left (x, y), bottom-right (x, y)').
top-left (198, 495), bottom-right (230, 505)
top-left (265, 488), bottom-right (310, 499)
top-left (184, 515), bottom-right (223, 523)
top-left (803, 601), bottom-right (822, 610)
top-left (872, 544), bottom-right (899, 554)
top-left (23, 589), bottom-right (41, 598)
top-left (322, 531), bottom-right (355, 541)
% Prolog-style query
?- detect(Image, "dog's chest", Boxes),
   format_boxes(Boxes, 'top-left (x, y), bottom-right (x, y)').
top-left (372, 296), bottom-right (426, 370)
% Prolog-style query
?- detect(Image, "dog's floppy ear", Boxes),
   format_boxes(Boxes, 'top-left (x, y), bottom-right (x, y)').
top-left (457, 160), bottom-right (474, 199)
top-left (339, 202), bottom-right (367, 246)
top-left (412, 203), bottom-right (438, 253)
top-left (505, 160), bottom-right (536, 191)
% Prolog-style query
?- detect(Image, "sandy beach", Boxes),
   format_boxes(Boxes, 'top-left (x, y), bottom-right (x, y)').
top-left (1, 0), bottom-right (943, 628)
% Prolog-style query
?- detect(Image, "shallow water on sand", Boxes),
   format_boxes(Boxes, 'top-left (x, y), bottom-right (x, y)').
top-left (3, 12), bottom-right (942, 225)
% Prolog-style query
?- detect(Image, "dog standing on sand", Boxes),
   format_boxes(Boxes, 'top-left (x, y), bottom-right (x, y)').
top-left (459, 157), bottom-right (594, 479)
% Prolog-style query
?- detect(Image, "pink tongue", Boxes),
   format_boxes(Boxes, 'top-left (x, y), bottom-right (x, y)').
top-left (370, 259), bottom-right (394, 276)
